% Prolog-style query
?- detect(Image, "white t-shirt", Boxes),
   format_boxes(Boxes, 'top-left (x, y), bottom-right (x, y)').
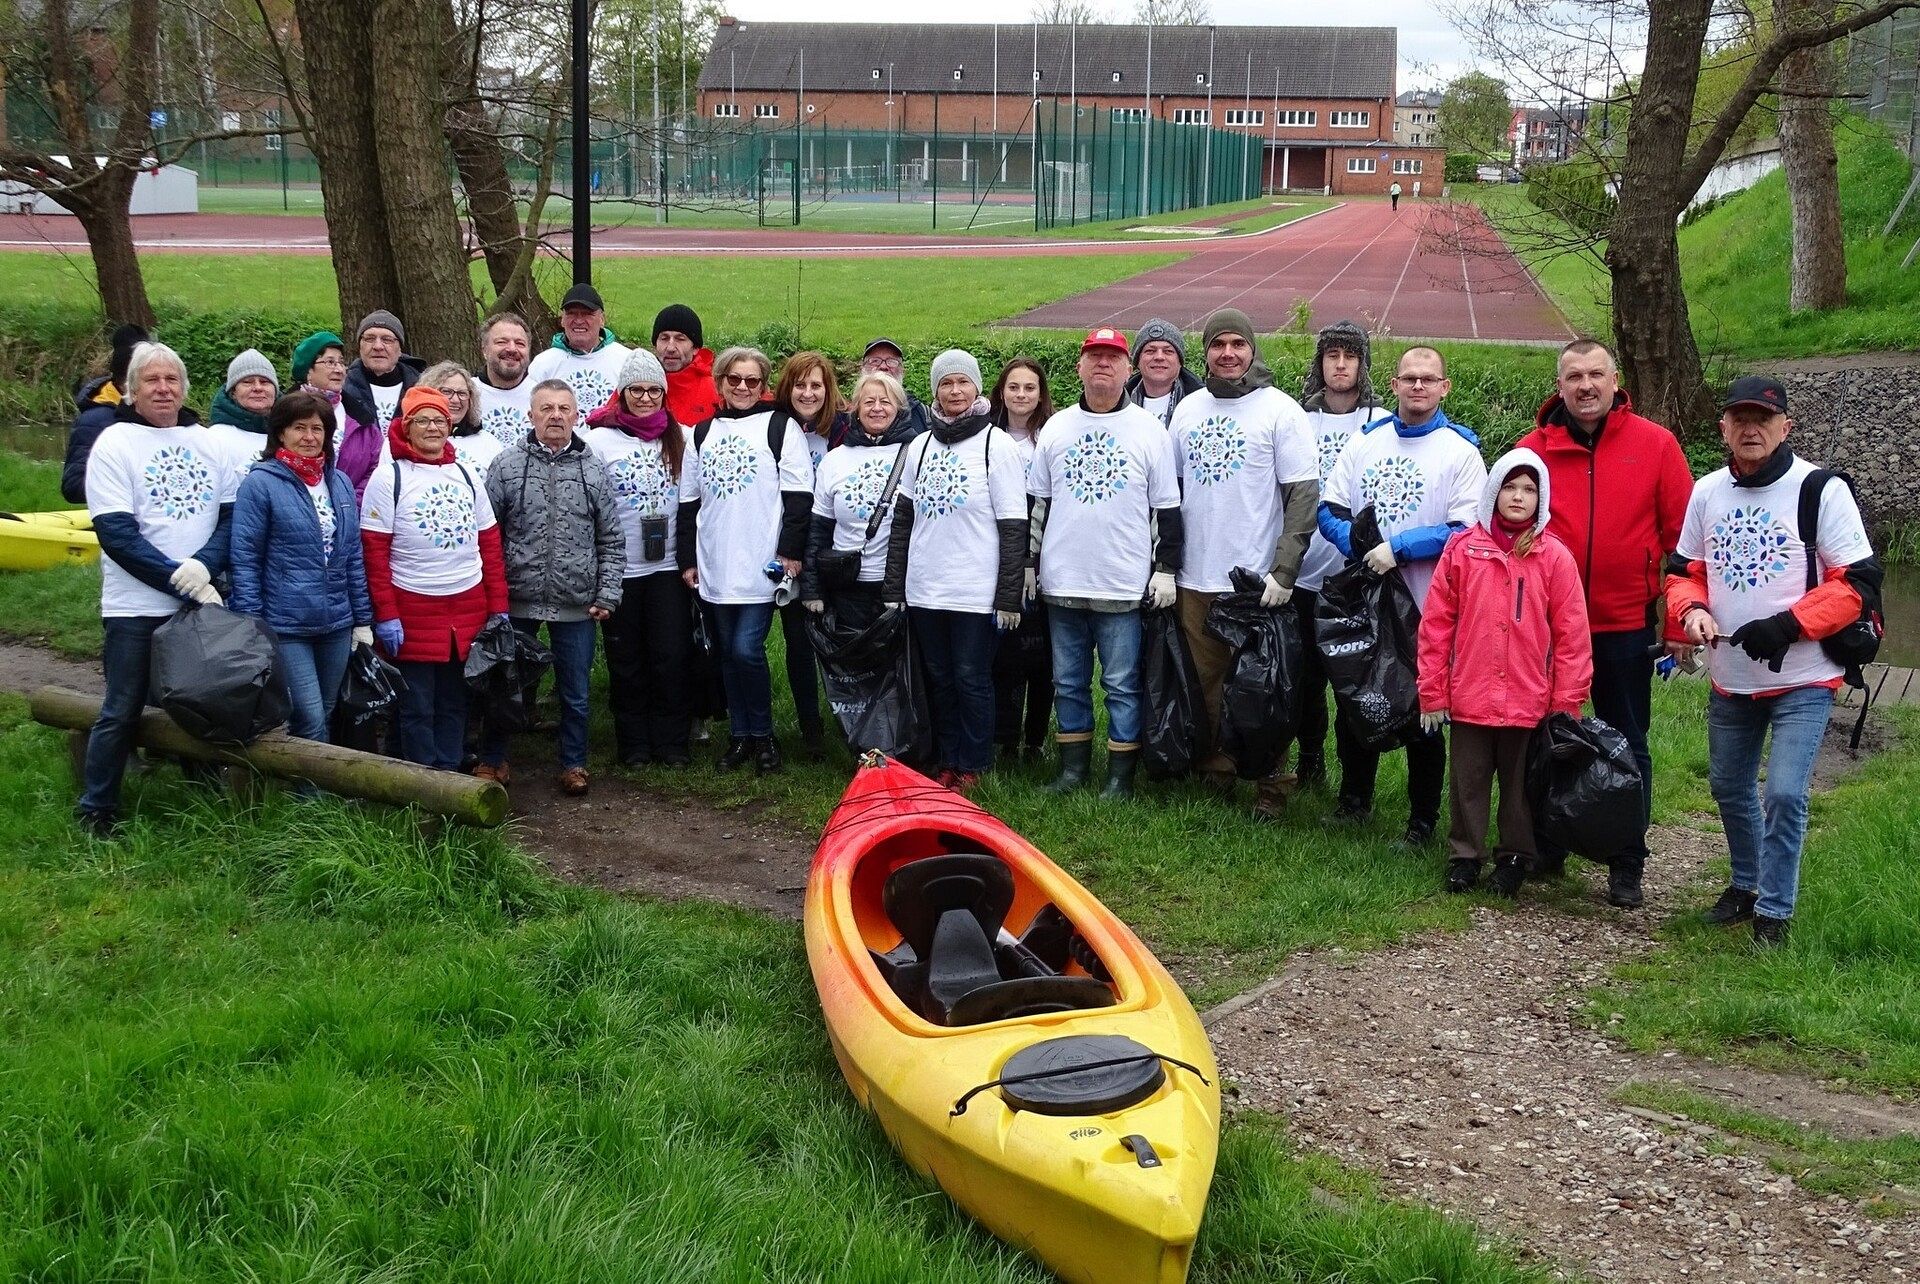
top-left (370, 380), bottom-right (403, 431)
top-left (309, 480), bottom-right (337, 561)
top-left (1296, 405), bottom-right (1378, 593)
top-left (359, 456), bottom-right (496, 597)
top-left (814, 442), bottom-right (908, 584)
top-left (449, 431), bottom-right (505, 475)
top-left (1029, 402), bottom-right (1179, 601)
top-left (87, 421), bottom-right (233, 618)
top-left (205, 423), bottom-right (268, 487)
top-left (682, 412), bottom-right (812, 604)
top-left (802, 429), bottom-right (831, 474)
top-left (1141, 392), bottom-right (1171, 423)
top-left (1677, 456), bottom-right (1873, 694)
top-left (1169, 386), bottom-right (1319, 594)
top-left (587, 424), bottom-right (690, 577)
top-left (474, 378), bottom-right (533, 446)
top-left (1004, 426), bottom-right (1040, 487)
top-left (1322, 420), bottom-right (1487, 609)
top-left (898, 426), bottom-right (1029, 612)
top-left (526, 340), bottom-right (632, 428)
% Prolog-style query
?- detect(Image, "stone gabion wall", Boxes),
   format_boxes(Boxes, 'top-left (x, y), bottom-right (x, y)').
top-left (1774, 363), bottom-right (1920, 531)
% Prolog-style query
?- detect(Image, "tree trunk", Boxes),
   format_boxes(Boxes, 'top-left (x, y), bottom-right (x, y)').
top-left (293, 0), bottom-right (402, 329)
top-left (66, 171), bottom-right (155, 329)
top-left (368, 0), bottom-right (478, 367)
top-left (444, 87), bottom-right (557, 339)
top-left (1777, 0), bottom-right (1848, 311)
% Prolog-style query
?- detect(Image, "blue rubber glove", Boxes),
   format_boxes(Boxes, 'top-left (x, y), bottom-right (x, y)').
top-left (374, 619), bottom-right (405, 655)
top-left (490, 613), bottom-right (513, 628)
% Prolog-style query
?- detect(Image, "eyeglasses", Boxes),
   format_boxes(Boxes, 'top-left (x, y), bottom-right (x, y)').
top-left (627, 386), bottom-right (665, 399)
top-left (864, 357), bottom-right (904, 373)
top-left (408, 413), bottom-right (450, 429)
top-left (1393, 375), bottom-right (1444, 388)
top-left (723, 374), bottom-right (765, 389)
top-left (310, 354), bottom-right (346, 370)
top-left (440, 388), bottom-right (470, 402)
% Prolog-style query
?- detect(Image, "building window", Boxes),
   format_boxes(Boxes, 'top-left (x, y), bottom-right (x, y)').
top-left (1172, 108), bottom-right (1209, 125)
top-left (1392, 158), bottom-right (1423, 174)
top-left (754, 103), bottom-right (780, 119)
top-left (1330, 110), bottom-right (1370, 127)
top-left (1223, 108), bottom-right (1263, 126)
top-left (1275, 110), bottom-right (1316, 127)
top-left (1346, 157), bottom-right (1377, 173)
top-left (713, 102), bottom-right (740, 118)
top-left (1410, 132), bottom-right (1422, 145)
top-left (1110, 107), bottom-right (1146, 123)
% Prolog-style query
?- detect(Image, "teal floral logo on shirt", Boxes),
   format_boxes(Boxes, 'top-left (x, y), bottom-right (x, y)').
top-left (143, 445), bottom-right (215, 520)
top-left (1063, 431), bottom-right (1131, 503)
top-left (1710, 505), bottom-right (1792, 590)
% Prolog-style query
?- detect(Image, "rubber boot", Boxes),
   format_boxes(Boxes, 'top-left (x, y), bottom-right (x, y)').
top-left (1045, 739), bottom-right (1094, 794)
top-left (1100, 747), bottom-right (1140, 799)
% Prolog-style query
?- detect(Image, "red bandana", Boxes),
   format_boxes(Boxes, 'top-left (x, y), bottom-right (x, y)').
top-left (277, 448), bottom-right (326, 487)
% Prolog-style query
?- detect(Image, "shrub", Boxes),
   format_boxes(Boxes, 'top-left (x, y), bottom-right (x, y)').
top-left (1523, 160), bottom-right (1616, 239)
top-left (1445, 154), bottom-right (1479, 184)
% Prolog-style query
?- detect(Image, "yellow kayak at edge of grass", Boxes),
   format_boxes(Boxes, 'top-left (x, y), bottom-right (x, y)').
top-left (0, 511), bottom-right (100, 570)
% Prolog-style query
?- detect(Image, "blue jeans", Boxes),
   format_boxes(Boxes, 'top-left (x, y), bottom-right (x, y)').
top-left (710, 601), bottom-right (776, 738)
top-left (1708, 684), bottom-right (1833, 920)
top-left (278, 631), bottom-right (353, 743)
top-left (484, 617), bottom-right (597, 770)
top-left (395, 660), bottom-right (469, 771)
top-left (1048, 604), bottom-right (1143, 746)
top-left (911, 607), bottom-right (999, 773)
top-left (79, 614), bottom-right (168, 818)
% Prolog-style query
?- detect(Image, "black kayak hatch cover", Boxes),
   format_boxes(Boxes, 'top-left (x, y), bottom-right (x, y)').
top-left (998, 1034), bottom-right (1167, 1116)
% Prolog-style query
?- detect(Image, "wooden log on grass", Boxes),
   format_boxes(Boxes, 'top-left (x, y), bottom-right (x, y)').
top-left (30, 685), bottom-right (507, 827)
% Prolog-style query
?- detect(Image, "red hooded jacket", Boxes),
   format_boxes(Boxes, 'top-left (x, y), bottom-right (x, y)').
top-left (1515, 391), bottom-right (1694, 632)
top-left (665, 347), bottom-right (720, 429)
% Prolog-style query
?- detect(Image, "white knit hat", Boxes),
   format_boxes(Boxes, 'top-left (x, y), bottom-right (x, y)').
top-left (225, 348), bottom-right (279, 392)
top-left (928, 348), bottom-right (981, 397)
top-left (618, 348), bottom-right (667, 390)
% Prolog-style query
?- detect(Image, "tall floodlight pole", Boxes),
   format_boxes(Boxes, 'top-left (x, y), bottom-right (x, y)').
top-left (572, 0), bottom-right (590, 282)
top-left (1202, 25), bottom-right (1215, 202)
top-left (652, 4), bottom-right (664, 224)
top-left (1141, 23), bottom-right (1152, 217)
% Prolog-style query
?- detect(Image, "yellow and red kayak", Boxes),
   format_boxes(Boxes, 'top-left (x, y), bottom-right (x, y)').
top-left (806, 754), bottom-right (1220, 1284)
top-left (0, 510), bottom-right (98, 571)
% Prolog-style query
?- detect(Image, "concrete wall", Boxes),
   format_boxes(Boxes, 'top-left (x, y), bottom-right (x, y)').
top-left (1773, 357), bottom-right (1920, 528)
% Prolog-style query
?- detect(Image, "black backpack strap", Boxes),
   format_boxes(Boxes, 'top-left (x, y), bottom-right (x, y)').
top-left (1797, 468), bottom-right (1836, 592)
top-left (768, 410), bottom-right (789, 465)
top-left (865, 443), bottom-right (911, 542)
top-left (694, 418), bottom-right (713, 453)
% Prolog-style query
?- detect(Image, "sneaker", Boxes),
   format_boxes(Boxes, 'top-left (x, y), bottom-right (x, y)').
top-left (472, 761), bottom-right (511, 785)
top-left (1491, 856), bottom-right (1526, 898)
top-left (718, 737), bottom-right (753, 770)
top-left (1398, 819), bottom-right (1438, 849)
top-left (1607, 855), bottom-right (1645, 910)
top-left (558, 767), bottom-right (590, 796)
top-left (1327, 798), bottom-right (1372, 825)
top-left (75, 809), bottom-right (122, 840)
top-left (753, 736), bottom-right (783, 774)
top-left (1703, 886), bottom-right (1758, 927)
top-left (935, 768), bottom-right (959, 788)
top-left (800, 726), bottom-right (827, 759)
top-left (1251, 790), bottom-right (1287, 823)
top-left (1446, 859), bottom-right (1481, 894)
top-left (657, 750), bottom-right (693, 768)
top-left (618, 748), bottom-right (654, 769)
top-left (1752, 914), bottom-right (1790, 949)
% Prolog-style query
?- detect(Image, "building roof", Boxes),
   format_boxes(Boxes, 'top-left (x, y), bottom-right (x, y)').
top-left (1396, 89), bottom-right (1444, 108)
top-left (698, 21), bottom-right (1397, 101)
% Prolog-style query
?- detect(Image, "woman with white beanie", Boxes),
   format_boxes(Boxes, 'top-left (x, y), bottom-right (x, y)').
top-left (205, 348), bottom-right (279, 481)
top-left (586, 348), bottom-right (700, 766)
top-left (880, 348), bottom-right (1028, 793)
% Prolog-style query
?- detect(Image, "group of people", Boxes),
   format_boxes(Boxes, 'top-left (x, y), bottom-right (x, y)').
top-left (65, 295), bottom-right (1880, 947)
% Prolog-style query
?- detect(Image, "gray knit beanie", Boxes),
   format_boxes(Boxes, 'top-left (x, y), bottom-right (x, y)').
top-left (356, 308), bottom-right (406, 347)
top-left (618, 348), bottom-right (667, 390)
top-left (225, 348), bottom-right (279, 392)
top-left (1201, 308), bottom-right (1257, 351)
top-left (1131, 316), bottom-right (1185, 366)
top-left (929, 348), bottom-right (982, 397)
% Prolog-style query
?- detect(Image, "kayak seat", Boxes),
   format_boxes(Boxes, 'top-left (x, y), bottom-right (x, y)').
top-left (948, 975), bottom-right (1114, 1026)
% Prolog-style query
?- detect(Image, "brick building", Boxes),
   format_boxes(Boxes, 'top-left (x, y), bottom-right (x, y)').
top-left (1509, 104), bottom-right (1589, 163)
top-left (695, 19), bottom-right (1443, 196)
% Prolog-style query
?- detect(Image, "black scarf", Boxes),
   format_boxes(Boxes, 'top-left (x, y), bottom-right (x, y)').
top-left (931, 411), bottom-right (992, 447)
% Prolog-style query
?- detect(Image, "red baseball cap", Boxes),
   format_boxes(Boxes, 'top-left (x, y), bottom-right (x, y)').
top-left (1081, 326), bottom-right (1129, 354)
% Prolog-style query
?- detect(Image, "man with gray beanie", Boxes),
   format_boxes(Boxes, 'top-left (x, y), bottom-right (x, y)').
top-left (1168, 307), bottom-right (1320, 819)
top-left (339, 308), bottom-right (422, 500)
top-left (1124, 317), bottom-right (1203, 428)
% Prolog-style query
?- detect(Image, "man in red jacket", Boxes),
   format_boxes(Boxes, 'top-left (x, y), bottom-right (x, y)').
top-left (653, 303), bottom-right (719, 428)
top-left (1517, 339), bottom-right (1695, 907)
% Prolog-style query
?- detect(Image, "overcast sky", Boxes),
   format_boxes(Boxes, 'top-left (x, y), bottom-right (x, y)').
top-left (719, 1), bottom-right (1480, 89)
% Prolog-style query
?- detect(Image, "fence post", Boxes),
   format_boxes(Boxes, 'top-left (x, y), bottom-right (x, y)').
top-left (933, 90), bottom-right (941, 230)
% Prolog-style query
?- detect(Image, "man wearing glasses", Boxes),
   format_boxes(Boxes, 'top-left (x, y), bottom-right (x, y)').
top-left (1317, 346), bottom-right (1488, 846)
top-left (831, 338), bottom-right (929, 445)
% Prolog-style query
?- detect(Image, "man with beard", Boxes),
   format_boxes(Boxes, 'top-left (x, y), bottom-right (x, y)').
top-left (473, 312), bottom-right (535, 446)
top-left (653, 303), bottom-right (720, 427)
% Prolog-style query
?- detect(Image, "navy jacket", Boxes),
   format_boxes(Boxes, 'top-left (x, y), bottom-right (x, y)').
top-left (62, 376), bottom-right (120, 504)
top-left (229, 458), bottom-right (374, 637)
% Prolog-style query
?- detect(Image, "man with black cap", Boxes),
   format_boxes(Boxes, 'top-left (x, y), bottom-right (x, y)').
top-left (1124, 317), bottom-right (1203, 429)
top-left (1168, 307), bottom-right (1319, 818)
top-left (652, 303), bottom-right (718, 427)
top-left (62, 323), bottom-right (148, 503)
top-left (527, 283), bottom-right (631, 428)
top-left (831, 338), bottom-right (929, 445)
top-left (1663, 375), bottom-right (1879, 949)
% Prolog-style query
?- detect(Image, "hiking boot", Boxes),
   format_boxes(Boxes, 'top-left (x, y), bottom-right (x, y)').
top-left (1703, 886), bottom-right (1758, 927)
top-left (1446, 859), bottom-right (1481, 894)
top-left (1607, 853), bottom-right (1646, 910)
top-left (1045, 741), bottom-right (1094, 794)
top-left (1529, 851), bottom-right (1567, 881)
top-left (1327, 797), bottom-right (1372, 825)
top-left (1398, 818), bottom-right (1438, 849)
top-left (1100, 749), bottom-right (1140, 800)
top-left (1491, 856), bottom-right (1526, 899)
top-left (1295, 753), bottom-right (1326, 788)
top-left (558, 767), bottom-right (590, 796)
top-left (718, 737), bottom-right (753, 770)
top-left (75, 809), bottom-right (122, 841)
top-left (1252, 779), bottom-right (1288, 822)
top-left (753, 736), bottom-right (783, 774)
top-left (473, 761), bottom-right (511, 785)
top-left (1752, 914), bottom-right (1791, 949)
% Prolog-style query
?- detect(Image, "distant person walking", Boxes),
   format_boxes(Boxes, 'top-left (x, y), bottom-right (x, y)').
top-left (1389, 180), bottom-right (1402, 212)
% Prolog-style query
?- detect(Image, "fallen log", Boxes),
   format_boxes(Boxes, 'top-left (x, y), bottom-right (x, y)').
top-left (30, 685), bottom-right (508, 828)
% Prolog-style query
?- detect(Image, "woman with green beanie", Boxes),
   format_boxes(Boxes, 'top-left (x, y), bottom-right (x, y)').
top-left (293, 330), bottom-right (350, 442)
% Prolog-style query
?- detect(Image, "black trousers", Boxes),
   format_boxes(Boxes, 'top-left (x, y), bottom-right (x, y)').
top-left (1540, 625), bottom-right (1656, 865)
top-left (828, 581), bottom-right (887, 632)
top-left (1337, 721), bottom-right (1446, 827)
top-left (1285, 588), bottom-right (1334, 770)
top-left (603, 570), bottom-right (694, 761)
top-left (993, 600), bottom-right (1052, 750)
top-left (778, 599), bottom-right (825, 738)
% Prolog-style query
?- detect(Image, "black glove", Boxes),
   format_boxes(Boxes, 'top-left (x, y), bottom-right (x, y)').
top-left (1727, 610), bottom-right (1800, 671)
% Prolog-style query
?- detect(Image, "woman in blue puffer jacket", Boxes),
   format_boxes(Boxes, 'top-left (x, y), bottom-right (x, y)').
top-left (230, 390), bottom-right (375, 741)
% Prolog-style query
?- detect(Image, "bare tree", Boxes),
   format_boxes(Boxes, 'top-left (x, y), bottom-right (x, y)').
top-left (1137, 0), bottom-right (1212, 24)
top-left (1031, 0), bottom-right (1110, 24)
top-left (1775, 0), bottom-right (1848, 309)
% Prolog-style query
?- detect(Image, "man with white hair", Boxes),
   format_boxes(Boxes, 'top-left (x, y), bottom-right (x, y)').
top-left (78, 342), bottom-right (237, 837)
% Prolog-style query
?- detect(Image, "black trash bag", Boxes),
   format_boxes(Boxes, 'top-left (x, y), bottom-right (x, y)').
top-left (463, 617), bottom-right (553, 733)
top-left (337, 643), bottom-right (407, 730)
top-left (1314, 559), bottom-right (1422, 752)
top-left (148, 603), bottom-right (291, 745)
top-left (1527, 713), bottom-right (1645, 861)
top-left (807, 605), bottom-right (934, 767)
top-left (1203, 566), bottom-right (1305, 780)
top-left (1140, 605), bottom-right (1204, 780)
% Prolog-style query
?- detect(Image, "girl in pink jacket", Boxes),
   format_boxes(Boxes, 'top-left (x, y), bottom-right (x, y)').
top-left (1418, 447), bottom-right (1593, 897)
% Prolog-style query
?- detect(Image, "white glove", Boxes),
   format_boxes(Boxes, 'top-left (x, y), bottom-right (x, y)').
top-left (170, 558), bottom-right (211, 596)
top-left (1260, 573), bottom-right (1292, 608)
top-left (995, 610), bottom-right (1022, 632)
top-left (1364, 541), bottom-right (1397, 575)
top-left (883, 600), bottom-right (904, 614)
top-left (352, 626), bottom-right (374, 648)
top-left (1420, 710), bottom-right (1449, 735)
top-left (803, 598), bottom-right (825, 614)
top-left (1024, 566), bottom-right (1039, 605)
top-left (1146, 570), bottom-right (1177, 610)
top-left (189, 582), bottom-right (223, 607)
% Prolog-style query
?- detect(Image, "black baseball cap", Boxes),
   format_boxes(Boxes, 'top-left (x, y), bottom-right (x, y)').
top-left (862, 337), bottom-right (904, 359)
top-left (1721, 375), bottom-right (1788, 414)
top-left (561, 283), bottom-right (604, 311)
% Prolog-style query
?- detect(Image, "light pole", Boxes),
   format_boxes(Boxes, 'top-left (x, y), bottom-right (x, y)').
top-left (571, 0), bottom-right (590, 283)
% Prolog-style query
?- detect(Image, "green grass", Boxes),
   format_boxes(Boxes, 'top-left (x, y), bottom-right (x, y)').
top-left (0, 697), bottom-right (1554, 1282)
top-left (0, 451), bottom-right (68, 513)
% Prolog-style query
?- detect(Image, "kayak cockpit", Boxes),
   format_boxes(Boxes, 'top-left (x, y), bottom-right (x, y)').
top-left (861, 845), bottom-right (1118, 1028)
